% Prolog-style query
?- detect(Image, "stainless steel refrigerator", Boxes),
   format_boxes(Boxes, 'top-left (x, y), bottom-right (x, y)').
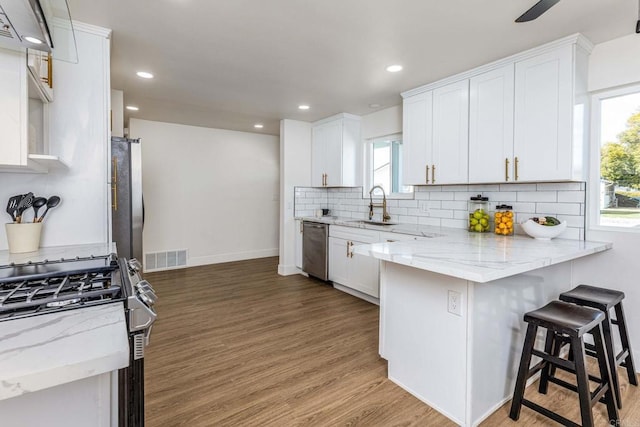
top-left (111, 137), bottom-right (143, 262)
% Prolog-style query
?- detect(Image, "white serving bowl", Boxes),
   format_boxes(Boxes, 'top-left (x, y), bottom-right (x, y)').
top-left (520, 219), bottom-right (567, 240)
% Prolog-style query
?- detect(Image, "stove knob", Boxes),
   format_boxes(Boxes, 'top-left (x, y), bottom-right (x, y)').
top-left (128, 259), bottom-right (142, 272)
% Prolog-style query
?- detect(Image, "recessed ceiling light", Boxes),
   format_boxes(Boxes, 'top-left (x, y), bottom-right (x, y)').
top-left (24, 36), bottom-right (43, 44)
top-left (386, 65), bottom-right (403, 73)
top-left (136, 71), bottom-right (154, 79)
top-left (126, 105), bottom-right (139, 111)
top-left (298, 105), bottom-right (310, 110)
top-left (254, 124), bottom-right (264, 129)
top-left (369, 103), bottom-right (381, 108)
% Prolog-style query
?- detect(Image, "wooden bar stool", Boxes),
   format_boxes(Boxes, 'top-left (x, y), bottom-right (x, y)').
top-left (560, 284), bottom-right (638, 409)
top-left (509, 301), bottom-right (619, 426)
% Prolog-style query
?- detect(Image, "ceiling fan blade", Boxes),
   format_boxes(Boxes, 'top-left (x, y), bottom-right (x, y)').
top-left (515, 0), bottom-right (561, 22)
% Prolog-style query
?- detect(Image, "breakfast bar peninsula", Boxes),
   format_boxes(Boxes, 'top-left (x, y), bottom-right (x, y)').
top-left (352, 228), bottom-right (611, 426)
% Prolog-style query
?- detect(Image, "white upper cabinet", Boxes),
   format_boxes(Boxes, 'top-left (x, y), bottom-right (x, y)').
top-left (432, 80), bottom-right (469, 184)
top-left (513, 43), bottom-right (587, 182)
top-left (468, 65), bottom-right (515, 183)
top-left (403, 81), bottom-right (468, 185)
top-left (311, 113), bottom-right (361, 187)
top-left (0, 47), bottom-right (63, 173)
top-left (0, 48), bottom-right (27, 167)
top-left (402, 92), bottom-right (432, 185)
top-left (402, 33), bottom-right (592, 185)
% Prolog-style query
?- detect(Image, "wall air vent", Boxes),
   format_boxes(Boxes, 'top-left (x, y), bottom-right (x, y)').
top-left (144, 249), bottom-right (188, 272)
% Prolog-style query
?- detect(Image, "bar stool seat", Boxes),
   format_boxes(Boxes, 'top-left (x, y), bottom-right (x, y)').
top-left (510, 300), bottom-right (619, 427)
top-left (560, 285), bottom-right (638, 409)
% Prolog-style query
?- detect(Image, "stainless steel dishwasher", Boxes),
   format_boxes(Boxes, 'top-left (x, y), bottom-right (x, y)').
top-left (302, 221), bottom-right (328, 280)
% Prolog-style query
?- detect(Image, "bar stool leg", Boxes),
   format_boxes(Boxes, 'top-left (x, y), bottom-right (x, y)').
top-left (592, 324), bottom-right (620, 424)
top-left (510, 323), bottom-right (538, 421)
top-left (601, 310), bottom-right (622, 409)
top-left (538, 330), bottom-right (556, 394)
top-left (614, 303), bottom-right (638, 386)
top-left (572, 336), bottom-right (595, 427)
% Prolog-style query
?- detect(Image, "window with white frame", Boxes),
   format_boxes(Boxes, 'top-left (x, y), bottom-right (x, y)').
top-left (591, 85), bottom-right (640, 228)
top-left (366, 134), bottom-right (412, 196)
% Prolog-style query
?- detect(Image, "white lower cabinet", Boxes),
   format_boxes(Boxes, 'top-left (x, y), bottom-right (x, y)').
top-left (329, 226), bottom-right (380, 298)
top-left (294, 220), bottom-right (303, 269)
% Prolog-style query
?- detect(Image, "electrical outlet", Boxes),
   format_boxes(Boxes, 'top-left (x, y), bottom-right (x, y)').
top-left (448, 290), bottom-right (462, 316)
top-left (420, 201), bottom-right (430, 214)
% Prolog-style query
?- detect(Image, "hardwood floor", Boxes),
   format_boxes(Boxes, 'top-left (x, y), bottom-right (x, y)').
top-left (145, 257), bottom-right (640, 426)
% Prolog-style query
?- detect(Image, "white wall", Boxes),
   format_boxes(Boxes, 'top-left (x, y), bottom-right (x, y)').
top-left (0, 24), bottom-right (111, 251)
top-left (361, 105), bottom-right (402, 140)
top-left (111, 89), bottom-right (124, 137)
top-left (277, 119), bottom-right (311, 275)
top-left (129, 119), bottom-right (279, 269)
top-left (572, 34), bottom-right (640, 370)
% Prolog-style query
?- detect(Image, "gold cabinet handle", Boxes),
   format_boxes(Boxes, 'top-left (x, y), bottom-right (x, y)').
top-left (299, 221), bottom-right (303, 233)
top-left (514, 157), bottom-right (519, 181)
top-left (425, 165), bottom-right (429, 184)
top-left (349, 241), bottom-right (354, 258)
top-left (346, 240), bottom-right (351, 258)
top-left (111, 157), bottom-right (118, 211)
top-left (432, 164), bottom-right (435, 184)
top-left (505, 158), bottom-right (510, 182)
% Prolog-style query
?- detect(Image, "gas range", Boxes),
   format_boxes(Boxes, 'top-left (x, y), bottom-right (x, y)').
top-left (0, 254), bottom-right (123, 321)
top-left (0, 252), bottom-right (157, 427)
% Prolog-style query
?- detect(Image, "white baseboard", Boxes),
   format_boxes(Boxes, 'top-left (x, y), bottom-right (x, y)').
top-left (278, 264), bottom-right (303, 276)
top-left (333, 283), bottom-right (379, 305)
top-left (188, 248), bottom-right (278, 268)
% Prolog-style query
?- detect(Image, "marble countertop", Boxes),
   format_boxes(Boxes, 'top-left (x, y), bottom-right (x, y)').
top-left (352, 232), bottom-right (612, 283)
top-left (298, 216), bottom-right (443, 237)
top-left (0, 303), bottom-right (129, 401)
top-left (0, 242), bottom-right (116, 266)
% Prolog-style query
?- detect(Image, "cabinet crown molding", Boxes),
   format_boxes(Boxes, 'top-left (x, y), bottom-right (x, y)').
top-left (402, 33), bottom-right (593, 99)
top-left (312, 112), bottom-right (361, 126)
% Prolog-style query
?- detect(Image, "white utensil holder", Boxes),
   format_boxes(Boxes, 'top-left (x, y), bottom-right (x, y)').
top-left (5, 222), bottom-right (43, 253)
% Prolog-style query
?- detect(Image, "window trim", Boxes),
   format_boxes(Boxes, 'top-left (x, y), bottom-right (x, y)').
top-left (364, 133), bottom-right (413, 199)
top-left (588, 83), bottom-right (640, 233)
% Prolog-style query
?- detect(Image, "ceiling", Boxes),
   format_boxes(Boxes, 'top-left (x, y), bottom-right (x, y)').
top-left (68, 0), bottom-right (638, 136)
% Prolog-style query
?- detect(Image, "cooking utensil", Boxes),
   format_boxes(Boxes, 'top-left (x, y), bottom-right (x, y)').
top-left (6, 195), bottom-right (22, 222)
top-left (37, 195), bottom-right (60, 223)
top-left (15, 192), bottom-right (34, 224)
top-left (31, 197), bottom-right (47, 223)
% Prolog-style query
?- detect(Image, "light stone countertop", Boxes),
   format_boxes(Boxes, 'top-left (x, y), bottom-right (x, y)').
top-left (0, 242), bottom-right (116, 266)
top-left (298, 216), bottom-right (445, 237)
top-left (0, 303), bottom-right (129, 401)
top-left (352, 231), bottom-right (611, 283)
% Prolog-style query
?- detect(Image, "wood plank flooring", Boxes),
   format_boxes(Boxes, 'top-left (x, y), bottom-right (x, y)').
top-left (144, 257), bottom-right (640, 426)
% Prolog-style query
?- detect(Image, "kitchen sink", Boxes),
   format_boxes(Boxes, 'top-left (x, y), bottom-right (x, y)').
top-left (348, 220), bottom-right (398, 226)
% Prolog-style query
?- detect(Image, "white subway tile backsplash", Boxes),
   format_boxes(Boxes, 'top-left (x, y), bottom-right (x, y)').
top-left (399, 200), bottom-right (418, 208)
top-left (293, 182), bottom-right (585, 240)
top-left (429, 209), bottom-right (454, 219)
top-left (557, 191), bottom-right (585, 203)
top-left (430, 192), bottom-right (454, 201)
top-left (537, 182), bottom-right (583, 191)
top-left (499, 183), bottom-right (537, 191)
top-left (441, 200), bottom-right (468, 210)
top-left (536, 203), bottom-right (581, 216)
top-left (517, 191), bottom-right (557, 202)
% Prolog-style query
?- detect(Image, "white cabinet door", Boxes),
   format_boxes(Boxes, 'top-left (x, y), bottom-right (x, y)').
top-left (514, 45), bottom-right (573, 181)
top-left (328, 237), bottom-right (349, 284)
top-left (0, 48), bottom-right (27, 167)
top-left (402, 91), bottom-right (432, 185)
top-left (349, 245), bottom-right (380, 298)
top-left (432, 80), bottom-right (469, 184)
top-left (322, 119), bottom-right (344, 187)
top-left (311, 125), bottom-right (326, 187)
top-left (310, 115), bottom-right (361, 187)
top-left (294, 220), bottom-right (303, 269)
top-left (468, 65), bottom-right (515, 183)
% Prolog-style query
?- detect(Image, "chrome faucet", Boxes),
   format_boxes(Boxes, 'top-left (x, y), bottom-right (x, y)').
top-left (369, 185), bottom-right (391, 222)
